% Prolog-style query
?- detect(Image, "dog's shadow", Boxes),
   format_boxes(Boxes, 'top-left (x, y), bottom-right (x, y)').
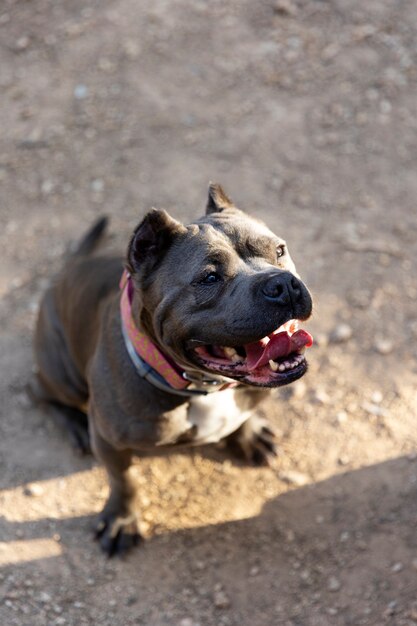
top-left (1, 455), bottom-right (416, 624)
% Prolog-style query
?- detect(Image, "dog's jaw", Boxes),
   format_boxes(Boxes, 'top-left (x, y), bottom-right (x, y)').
top-left (183, 318), bottom-right (313, 388)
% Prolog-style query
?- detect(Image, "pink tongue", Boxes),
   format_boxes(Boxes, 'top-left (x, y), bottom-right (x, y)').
top-left (245, 329), bottom-right (313, 371)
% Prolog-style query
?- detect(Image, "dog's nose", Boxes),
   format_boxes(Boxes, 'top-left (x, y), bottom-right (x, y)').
top-left (261, 273), bottom-right (303, 306)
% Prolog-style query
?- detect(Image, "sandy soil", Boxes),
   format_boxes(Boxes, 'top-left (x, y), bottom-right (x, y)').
top-left (1, 1), bottom-right (417, 624)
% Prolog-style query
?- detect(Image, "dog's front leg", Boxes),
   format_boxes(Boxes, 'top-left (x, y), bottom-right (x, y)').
top-left (226, 414), bottom-right (278, 466)
top-left (90, 422), bottom-right (141, 556)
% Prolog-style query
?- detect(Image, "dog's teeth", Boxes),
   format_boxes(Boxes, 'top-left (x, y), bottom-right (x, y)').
top-left (269, 359), bottom-right (278, 372)
top-left (278, 363), bottom-right (286, 372)
top-left (223, 347), bottom-right (236, 357)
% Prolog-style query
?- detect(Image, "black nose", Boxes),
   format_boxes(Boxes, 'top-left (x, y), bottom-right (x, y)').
top-left (261, 272), bottom-right (303, 306)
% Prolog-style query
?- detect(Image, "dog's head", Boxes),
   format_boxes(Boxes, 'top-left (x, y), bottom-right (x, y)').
top-left (126, 184), bottom-right (313, 388)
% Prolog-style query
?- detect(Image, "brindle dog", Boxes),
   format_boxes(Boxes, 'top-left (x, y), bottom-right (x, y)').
top-left (33, 184), bottom-right (313, 555)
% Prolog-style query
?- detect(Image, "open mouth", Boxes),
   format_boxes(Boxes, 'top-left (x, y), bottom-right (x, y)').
top-left (190, 321), bottom-right (313, 387)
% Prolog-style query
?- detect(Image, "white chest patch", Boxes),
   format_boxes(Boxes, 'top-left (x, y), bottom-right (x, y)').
top-left (186, 389), bottom-right (251, 444)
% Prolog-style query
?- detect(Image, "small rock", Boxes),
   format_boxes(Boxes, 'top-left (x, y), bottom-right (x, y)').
top-left (361, 402), bottom-right (389, 418)
top-left (353, 24), bottom-right (377, 41)
top-left (374, 338), bottom-right (393, 355)
top-left (91, 178), bottom-right (104, 192)
top-left (384, 600), bottom-right (397, 617)
top-left (180, 619), bottom-right (198, 626)
top-left (74, 84), bottom-right (88, 100)
top-left (279, 470), bottom-right (309, 487)
top-left (327, 576), bottom-right (341, 592)
top-left (73, 602), bottom-right (85, 609)
top-left (326, 607), bottom-right (338, 615)
top-left (312, 388), bottom-right (330, 405)
top-left (23, 483), bottom-right (44, 497)
top-left (15, 36), bottom-right (30, 51)
top-left (371, 390), bottom-right (383, 404)
top-left (273, 0), bottom-right (297, 16)
top-left (249, 566), bottom-right (259, 577)
top-left (391, 562), bottom-right (403, 573)
top-left (41, 179), bottom-right (55, 195)
top-left (329, 323), bottom-right (353, 344)
top-left (336, 411), bottom-right (348, 424)
top-left (38, 591), bottom-right (52, 603)
top-left (213, 588), bottom-right (230, 609)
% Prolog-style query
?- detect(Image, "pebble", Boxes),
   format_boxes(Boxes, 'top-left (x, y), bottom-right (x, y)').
top-left (91, 178), bottom-right (104, 192)
top-left (312, 388), bottom-right (330, 405)
top-left (74, 84), bottom-right (88, 100)
top-left (213, 588), bottom-right (230, 609)
top-left (15, 36), bottom-right (30, 51)
top-left (23, 483), bottom-right (44, 497)
top-left (327, 576), bottom-right (341, 592)
top-left (371, 390), bottom-right (383, 404)
top-left (41, 179), bottom-right (55, 195)
top-left (279, 470), bottom-right (309, 487)
top-left (361, 402), bottom-right (389, 418)
top-left (384, 600), bottom-right (398, 617)
top-left (391, 562), bottom-right (403, 573)
top-left (39, 591), bottom-right (52, 603)
top-left (273, 0), bottom-right (298, 16)
top-left (329, 323), bottom-right (353, 344)
top-left (374, 338), bottom-right (393, 355)
top-left (326, 607), bottom-right (338, 615)
top-left (336, 411), bottom-right (348, 424)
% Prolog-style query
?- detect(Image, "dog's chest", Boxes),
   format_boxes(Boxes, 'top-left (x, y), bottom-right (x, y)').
top-left (185, 389), bottom-right (251, 444)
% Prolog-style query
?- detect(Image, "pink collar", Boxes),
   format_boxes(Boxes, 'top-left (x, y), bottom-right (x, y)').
top-left (120, 271), bottom-right (236, 395)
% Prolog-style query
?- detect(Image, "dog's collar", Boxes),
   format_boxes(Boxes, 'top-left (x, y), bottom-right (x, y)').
top-left (120, 270), bottom-right (237, 397)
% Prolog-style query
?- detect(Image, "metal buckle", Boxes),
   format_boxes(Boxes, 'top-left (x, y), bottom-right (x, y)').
top-left (182, 371), bottom-right (223, 386)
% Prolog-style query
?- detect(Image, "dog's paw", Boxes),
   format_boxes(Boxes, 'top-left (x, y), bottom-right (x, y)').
top-left (226, 415), bottom-right (278, 466)
top-left (94, 510), bottom-right (142, 557)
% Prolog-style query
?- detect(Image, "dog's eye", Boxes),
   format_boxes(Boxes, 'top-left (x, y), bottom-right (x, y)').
top-left (276, 244), bottom-right (286, 259)
top-left (201, 271), bottom-right (222, 285)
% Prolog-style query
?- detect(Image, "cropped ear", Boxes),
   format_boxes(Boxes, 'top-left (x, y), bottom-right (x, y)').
top-left (206, 182), bottom-right (235, 215)
top-left (127, 208), bottom-right (186, 274)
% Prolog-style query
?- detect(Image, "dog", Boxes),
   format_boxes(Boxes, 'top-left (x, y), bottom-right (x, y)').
top-left (32, 184), bottom-right (313, 555)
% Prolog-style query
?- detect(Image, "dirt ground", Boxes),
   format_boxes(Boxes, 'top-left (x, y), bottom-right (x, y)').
top-left (1, 0), bottom-right (417, 624)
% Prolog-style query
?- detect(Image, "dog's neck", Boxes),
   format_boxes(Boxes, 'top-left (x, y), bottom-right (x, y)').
top-left (119, 271), bottom-right (237, 397)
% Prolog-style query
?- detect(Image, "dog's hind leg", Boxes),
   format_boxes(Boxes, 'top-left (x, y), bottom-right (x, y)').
top-left (28, 374), bottom-right (91, 455)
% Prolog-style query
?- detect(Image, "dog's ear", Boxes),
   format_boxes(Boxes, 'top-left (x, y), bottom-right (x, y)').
top-left (127, 209), bottom-right (186, 273)
top-left (206, 183), bottom-right (235, 215)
